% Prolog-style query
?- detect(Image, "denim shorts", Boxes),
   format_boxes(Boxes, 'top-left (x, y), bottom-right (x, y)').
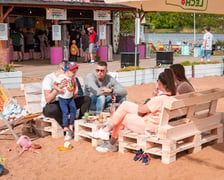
top-left (89, 43), bottom-right (95, 53)
top-left (200, 50), bottom-right (212, 59)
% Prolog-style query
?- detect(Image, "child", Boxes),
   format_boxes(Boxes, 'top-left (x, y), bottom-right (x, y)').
top-left (70, 40), bottom-right (78, 62)
top-left (53, 62), bottom-right (79, 140)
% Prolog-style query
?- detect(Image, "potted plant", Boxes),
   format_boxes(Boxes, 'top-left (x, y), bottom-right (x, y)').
top-left (0, 62), bottom-right (22, 89)
top-left (109, 66), bottom-right (155, 86)
top-left (110, 60), bottom-right (223, 87)
top-left (191, 61), bottom-right (222, 78)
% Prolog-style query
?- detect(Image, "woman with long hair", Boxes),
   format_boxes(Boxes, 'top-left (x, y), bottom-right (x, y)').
top-left (170, 64), bottom-right (195, 94)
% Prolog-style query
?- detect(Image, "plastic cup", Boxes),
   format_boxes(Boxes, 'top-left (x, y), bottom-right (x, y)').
top-left (64, 141), bottom-right (72, 148)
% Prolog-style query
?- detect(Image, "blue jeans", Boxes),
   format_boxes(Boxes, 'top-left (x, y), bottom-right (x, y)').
top-left (90, 95), bottom-right (126, 115)
top-left (200, 50), bottom-right (212, 60)
top-left (59, 97), bottom-right (76, 127)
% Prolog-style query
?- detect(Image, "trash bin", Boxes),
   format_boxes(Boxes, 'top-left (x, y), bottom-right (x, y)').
top-left (120, 52), bottom-right (140, 68)
top-left (156, 51), bottom-right (173, 66)
top-left (194, 45), bottom-right (201, 57)
top-left (181, 45), bottom-right (190, 55)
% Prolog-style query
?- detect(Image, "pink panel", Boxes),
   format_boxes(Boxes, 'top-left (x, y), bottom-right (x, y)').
top-left (97, 46), bottom-right (107, 61)
top-left (51, 47), bottom-right (63, 64)
top-left (138, 45), bottom-right (145, 59)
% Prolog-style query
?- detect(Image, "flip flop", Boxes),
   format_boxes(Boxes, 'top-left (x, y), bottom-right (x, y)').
top-left (57, 146), bottom-right (73, 151)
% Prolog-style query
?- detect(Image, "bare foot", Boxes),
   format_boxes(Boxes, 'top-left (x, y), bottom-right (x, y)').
top-left (69, 125), bottom-right (74, 132)
top-left (64, 127), bottom-right (69, 132)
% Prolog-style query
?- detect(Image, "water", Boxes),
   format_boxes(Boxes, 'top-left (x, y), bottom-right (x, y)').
top-left (143, 33), bottom-right (224, 45)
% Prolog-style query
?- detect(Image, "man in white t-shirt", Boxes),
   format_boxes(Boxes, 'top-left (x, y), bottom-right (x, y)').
top-left (200, 26), bottom-right (214, 62)
top-left (41, 60), bottom-right (91, 126)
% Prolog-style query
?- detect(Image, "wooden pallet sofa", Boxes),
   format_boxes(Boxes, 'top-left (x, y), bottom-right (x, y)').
top-left (22, 76), bottom-right (86, 138)
top-left (22, 82), bottom-right (64, 138)
top-left (118, 88), bottom-right (224, 164)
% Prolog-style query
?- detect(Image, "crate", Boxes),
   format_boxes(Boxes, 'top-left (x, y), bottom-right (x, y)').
top-left (28, 116), bottom-right (64, 138)
top-left (74, 119), bottom-right (106, 146)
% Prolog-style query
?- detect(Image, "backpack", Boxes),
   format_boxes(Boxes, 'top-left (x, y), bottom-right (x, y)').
top-left (95, 34), bottom-right (99, 44)
top-left (70, 44), bottom-right (78, 55)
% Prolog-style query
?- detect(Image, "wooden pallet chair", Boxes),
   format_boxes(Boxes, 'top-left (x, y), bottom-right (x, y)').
top-left (148, 42), bottom-right (157, 53)
top-left (118, 88), bottom-right (224, 164)
top-left (23, 82), bottom-right (64, 138)
top-left (0, 82), bottom-right (25, 140)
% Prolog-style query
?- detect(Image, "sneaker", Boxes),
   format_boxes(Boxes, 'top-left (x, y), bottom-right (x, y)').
top-left (88, 128), bottom-right (110, 140)
top-left (64, 130), bottom-right (73, 141)
top-left (133, 149), bottom-right (144, 161)
top-left (142, 153), bottom-right (150, 165)
top-left (88, 60), bottom-right (95, 64)
top-left (96, 141), bottom-right (117, 152)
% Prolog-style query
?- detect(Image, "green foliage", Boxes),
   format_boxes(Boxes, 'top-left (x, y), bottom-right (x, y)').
top-left (120, 12), bottom-right (135, 34)
top-left (180, 61), bottom-right (220, 66)
top-left (116, 66), bottom-right (146, 72)
top-left (0, 62), bottom-right (15, 72)
top-left (192, 61), bottom-right (220, 65)
top-left (180, 61), bottom-right (191, 66)
top-left (120, 11), bottom-right (224, 33)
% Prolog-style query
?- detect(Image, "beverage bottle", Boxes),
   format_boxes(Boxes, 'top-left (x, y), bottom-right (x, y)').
top-left (85, 112), bottom-right (89, 122)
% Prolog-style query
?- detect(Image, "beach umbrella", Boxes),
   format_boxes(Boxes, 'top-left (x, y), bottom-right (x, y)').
top-left (105, 0), bottom-right (224, 14)
top-left (105, 0), bottom-right (224, 84)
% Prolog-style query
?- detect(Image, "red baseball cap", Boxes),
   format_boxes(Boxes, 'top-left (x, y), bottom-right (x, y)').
top-left (64, 62), bottom-right (79, 72)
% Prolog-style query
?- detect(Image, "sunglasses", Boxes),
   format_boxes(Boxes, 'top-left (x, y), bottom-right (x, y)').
top-left (96, 69), bottom-right (105, 73)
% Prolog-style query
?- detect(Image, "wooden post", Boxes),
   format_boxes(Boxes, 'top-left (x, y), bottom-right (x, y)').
top-left (0, 6), bottom-right (13, 49)
top-left (54, 19), bottom-right (59, 47)
top-left (0, 5), bottom-right (4, 49)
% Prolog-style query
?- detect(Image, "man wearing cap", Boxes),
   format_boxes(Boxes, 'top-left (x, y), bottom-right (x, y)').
top-left (87, 26), bottom-right (96, 64)
top-left (41, 60), bottom-right (91, 131)
top-left (84, 61), bottom-right (127, 115)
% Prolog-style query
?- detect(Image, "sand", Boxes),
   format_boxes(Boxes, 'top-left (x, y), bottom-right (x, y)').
top-left (0, 75), bottom-right (224, 180)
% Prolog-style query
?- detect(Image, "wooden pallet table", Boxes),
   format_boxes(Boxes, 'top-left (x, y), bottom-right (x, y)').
top-left (74, 119), bottom-right (106, 146)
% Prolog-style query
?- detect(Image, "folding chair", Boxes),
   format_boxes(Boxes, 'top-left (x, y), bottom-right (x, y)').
top-left (0, 82), bottom-right (21, 140)
top-left (148, 42), bottom-right (157, 53)
top-left (0, 82), bottom-right (39, 140)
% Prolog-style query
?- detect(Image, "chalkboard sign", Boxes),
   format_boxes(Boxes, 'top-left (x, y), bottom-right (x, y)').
top-left (15, 17), bottom-right (35, 28)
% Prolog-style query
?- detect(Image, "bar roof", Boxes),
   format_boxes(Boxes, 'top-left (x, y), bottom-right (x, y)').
top-left (0, 0), bottom-right (134, 11)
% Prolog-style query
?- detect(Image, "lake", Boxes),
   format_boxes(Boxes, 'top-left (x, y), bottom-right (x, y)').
top-left (143, 33), bottom-right (224, 45)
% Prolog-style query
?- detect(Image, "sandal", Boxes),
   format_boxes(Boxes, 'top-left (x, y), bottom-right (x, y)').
top-left (133, 149), bottom-right (144, 161)
top-left (142, 153), bottom-right (150, 165)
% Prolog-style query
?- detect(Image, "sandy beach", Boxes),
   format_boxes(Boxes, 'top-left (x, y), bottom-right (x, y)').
top-left (0, 74), bottom-right (224, 180)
